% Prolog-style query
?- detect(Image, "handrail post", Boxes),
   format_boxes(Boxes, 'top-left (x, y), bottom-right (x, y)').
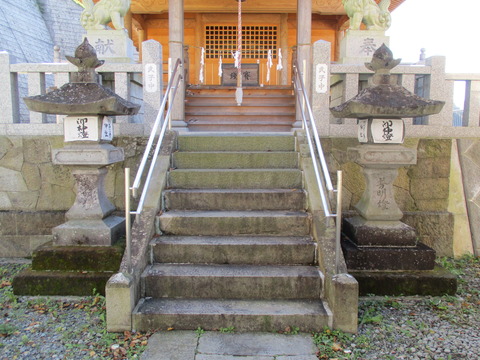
top-left (335, 170), bottom-right (343, 275)
top-left (125, 167), bottom-right (132, 274)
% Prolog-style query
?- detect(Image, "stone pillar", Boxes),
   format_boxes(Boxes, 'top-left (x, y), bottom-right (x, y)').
top-left (0, 52), bottom-right (18, 124)
top-left (142, 40), bottom-right (163, 135)
top-left (296, 0), bottom-right (312, 126)
top-left (169, 0), bottom-right (186, 129)
top-left (311, 40), bottom-right (331, 136)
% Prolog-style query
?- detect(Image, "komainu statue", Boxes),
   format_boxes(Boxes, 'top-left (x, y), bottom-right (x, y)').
top-left (342, 0), bottom-right (392, 31)
top-left (80, 0), bottom-right (131, 31)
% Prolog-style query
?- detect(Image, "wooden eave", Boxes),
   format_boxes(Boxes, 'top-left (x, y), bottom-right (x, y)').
top-left (131, 0), bottom-right (406, 15)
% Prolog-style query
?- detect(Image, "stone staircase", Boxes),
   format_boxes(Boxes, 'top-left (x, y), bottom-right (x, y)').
top-left (185, 86), bottom-right (296, 132)
top-left (132, 133), bottom-right (332, 332)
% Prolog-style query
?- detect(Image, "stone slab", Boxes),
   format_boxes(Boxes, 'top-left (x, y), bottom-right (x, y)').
top-left (172, 151), bottom-right (299, 169)
top-left (350, 266), bottom-right (458, 296)
top-left (52, 144), bottom-right (124, 166)
top-left (52, 216), bottom-right (125, 246)
top-left (132, 298), bottom-right (330, 333)
top-left (343, 216), bottom-right (417, 247)
top-left (31, 244), bottom-right (124, 272)
top-left (164, 189), bottom-right (306, 211)
top-left (342, 238), bottom-right (436, 271)
top-left (151, 236), bottom-right (315, 265)
top-left (140, 331), bottom-right (197, 360)
top-left (140, 331), bottom-right (318, 360)
top-left (142, 263), bottom-right (322, 300)
top-left (168, 169), bottom-right (303, 190)
top-left (12, 268), bottom-right (112, 296)
top-left (198, 332), bottom-right (318, 357)
top-left (177, 134), bottom-right (295, 152)
top-left (158, 210), bottom-right (310, 236)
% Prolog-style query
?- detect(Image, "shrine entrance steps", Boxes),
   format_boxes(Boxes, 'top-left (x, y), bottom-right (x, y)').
top-left (184, 86), bottom-right (296, 132)
top-left (132, 133), bottom-right (332, 332)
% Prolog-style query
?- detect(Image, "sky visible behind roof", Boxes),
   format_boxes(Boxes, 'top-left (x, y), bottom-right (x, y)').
top-left (387, 0), bottom-right (479, 73)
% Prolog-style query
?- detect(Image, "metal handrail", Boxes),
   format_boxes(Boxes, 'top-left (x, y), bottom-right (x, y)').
top-left (124, 58), bottom-right (183, 273)
top-left (292, 59), bottom-right (343, 274)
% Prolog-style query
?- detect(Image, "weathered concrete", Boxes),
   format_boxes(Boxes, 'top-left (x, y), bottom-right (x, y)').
top-left (151, 236), bottom-right (315, 265)
top-left (142, 264), bottom-right (322, 300)
top-left (133, 299), bottom-right (330, 333)
top-left (106, 132), bottom-right (176, 332)
top-left (168, 169), bottom-right (303, 189)
top-left (164, 189), bottom-right (306, 211)
top-left (172, 151), bottom-right (298, 169)
top-left (158, 210), bottom-right (310, 236)
top-left (176, 134), bottom-right (295, 152)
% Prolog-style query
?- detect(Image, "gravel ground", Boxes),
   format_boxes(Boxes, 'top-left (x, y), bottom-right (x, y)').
top-left (0, 256), bottom-right (479, 360)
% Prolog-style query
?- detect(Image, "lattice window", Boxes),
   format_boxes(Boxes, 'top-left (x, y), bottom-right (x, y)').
top-left (205, 25), bottom-right (277, 59)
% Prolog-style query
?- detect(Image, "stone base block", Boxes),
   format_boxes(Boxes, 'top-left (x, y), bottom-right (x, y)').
top-left (343, 216), bottom-right (417, 247)
top-left (32, 243), bottom-right (124, 272)
top-left (342, 238), bottom-right (436, 271)
top-left (339, 30), bottom-right (390, 64)
top-left (85, 30), bottom-right (135, 63)
top-left (12, 268), bottom-right (112, 296)
top-left (349, 266), bottom-right (457, 296)
top-left (52, 216), bottom-right (125, 246)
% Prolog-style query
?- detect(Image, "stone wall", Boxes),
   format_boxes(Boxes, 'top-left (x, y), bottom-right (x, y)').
top-left (327, 138), bottom-right (456, 257)
top-left (0, 135), bottom-right (147, 257)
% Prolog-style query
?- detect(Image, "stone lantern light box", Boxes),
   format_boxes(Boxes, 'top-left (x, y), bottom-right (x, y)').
top-left (24, 39), bottom-right (140, 247)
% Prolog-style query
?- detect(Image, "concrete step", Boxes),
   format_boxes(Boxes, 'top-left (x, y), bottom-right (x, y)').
top-left (157, 210), bottom-right (310, 236)
top-left (163, 189), bottom-right (306, 211)
top-left (177, 134), bottom-right (295, 152)
top-left (150, 236), bottom-right (316, 265)
top-left (168, 169), bottom-right (303, 189)
top-left (141, 264), bottom-right (322, 299)
top-left (172, 151), bottom-right (299, 169)
top-left (132, 298), bottom-right (331, 332)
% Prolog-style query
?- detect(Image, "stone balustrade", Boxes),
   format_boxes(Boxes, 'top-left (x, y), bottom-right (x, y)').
top-left (0, 40), bottom-right (167, 137)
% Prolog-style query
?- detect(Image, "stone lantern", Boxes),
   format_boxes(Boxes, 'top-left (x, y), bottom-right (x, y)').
top-left (24, 39), bottom-right (140, 246)
top-left (330, 44), bottom-right (445, 273)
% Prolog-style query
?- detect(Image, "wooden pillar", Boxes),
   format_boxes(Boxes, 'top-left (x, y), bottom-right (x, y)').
top-left (296, 0), bottom-right (312, 123)
top-left (280, 14), bottom-right (289, 85)
top-left (138, 29), bottom-right (145, 62)
top-left (169, 0), bottom-right (186, 128)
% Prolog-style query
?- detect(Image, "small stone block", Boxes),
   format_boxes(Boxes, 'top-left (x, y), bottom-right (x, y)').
top-left (85, 30), bottom-right (135, 63)
top-left (12, 268), bottom-right (112, 296)
top-left (342, 238), bottom-right (436, 271)
top-left (350, 266), bottom-right (458, 296)
top-left (32, 244), bottom-right (124, 272)
top-left (343, 217), bottom-right (417, 247)
top-left (339, 30), bottom-right (389, 64)
top-left (52, 216), bottom-right (125, 246)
